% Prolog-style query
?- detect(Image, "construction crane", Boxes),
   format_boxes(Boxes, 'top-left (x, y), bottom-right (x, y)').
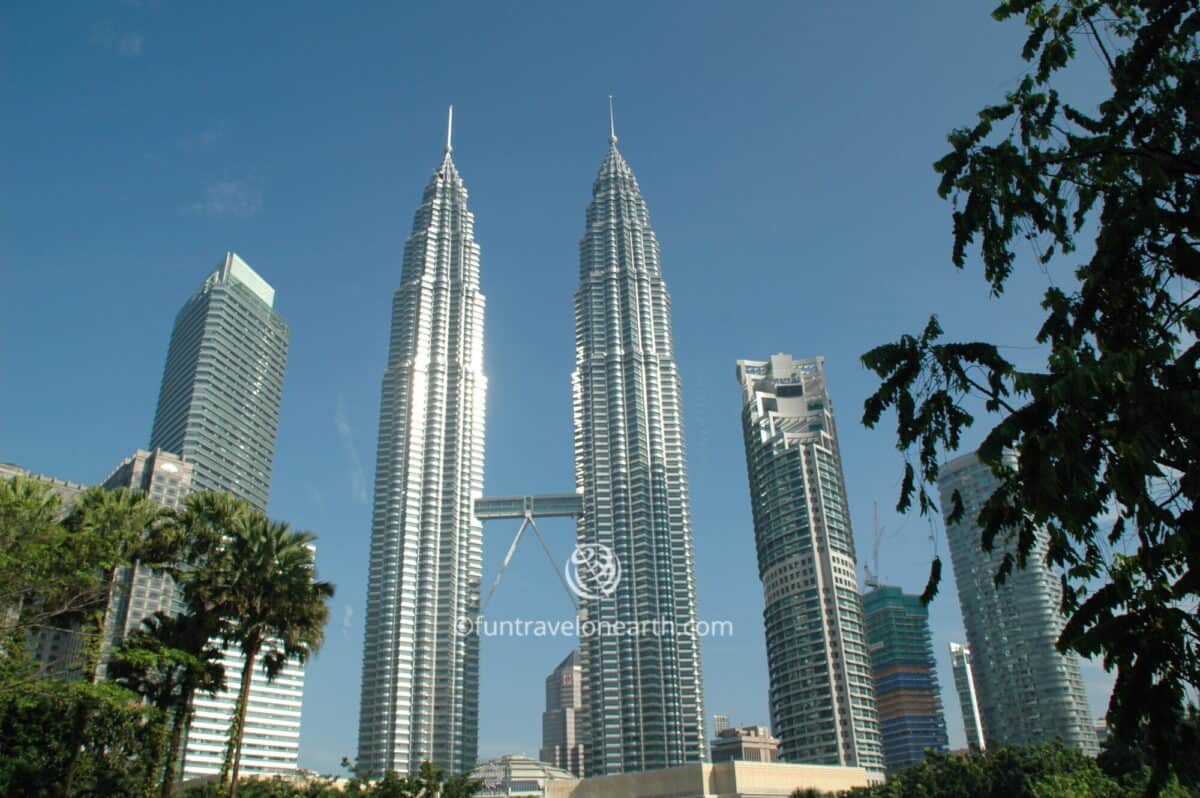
top-left (863, 500), bottom-right (883, 589)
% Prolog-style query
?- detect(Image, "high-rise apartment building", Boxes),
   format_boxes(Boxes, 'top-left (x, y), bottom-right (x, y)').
top-left (937, 452), bottom-right (1097, 755)
top-left (540, 651), bottom-right (584, 776)
top-left (713, 715), bottom-right (730, 736)
top-left (181, 649), bottom-right (307, 779)
top-left (150, 252), bottom-right (289, 512)
top-left (100, 449), bottom-right (194, 658)
top-left (357, 114), bottom-right (486, 777)
top-left (149, 254), bottom-right (303, 778)
top-left (572, 120), bottom-right (705, 775)
top-left (735, 354), bottom-right (884, 780)
top-left (949, 642), bottom-right (986, 752)
top-left (862, 586), bottom-right (948, 773)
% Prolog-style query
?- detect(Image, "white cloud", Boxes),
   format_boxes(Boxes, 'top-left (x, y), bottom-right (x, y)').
top-left (181, 120), bottom-right (232, 152)
top-left (335, 395), bottom-right (369, 504)
top-left (189, 180), bottom-right (263, 218)
top-left (91, 21), bottom-right (143, 56)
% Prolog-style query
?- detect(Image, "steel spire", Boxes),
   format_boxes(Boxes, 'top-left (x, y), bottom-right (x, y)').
top-left (608, 95), bottom-right (617, 145)
top-left (445, 104), bottom-right (454, 155)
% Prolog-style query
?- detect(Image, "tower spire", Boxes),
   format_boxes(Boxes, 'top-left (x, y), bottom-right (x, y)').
top-left (446, 104), bottom-right (454, 155)
top-left (608, 95), bottom-right (617, 145)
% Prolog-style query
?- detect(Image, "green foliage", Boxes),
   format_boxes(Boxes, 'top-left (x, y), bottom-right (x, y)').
top-left (846, 744), bottom-right (1137, 798)
top-left (181, 775), bottom-right (347, 797)
top-left (0, 485), bottom-right (338, 798)
top-left (65, 485), bottom-right (177, 679)
top-left (860, 0), bottom-right (1200, 783)
top-left (178, 761), bottom-right (483, 798)
top-left (182, 507), bottom-right (334, 795)
top-left (110, 610), bottom-right (226, 798)
top-left (0, 679), bottom-right (165, 797)
top-left (0, 476), bottom-right (108, 690)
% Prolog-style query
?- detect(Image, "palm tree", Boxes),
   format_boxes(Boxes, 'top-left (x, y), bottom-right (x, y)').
top-left (197, 513), bottom-right (334, 797)
top-left (59, 486), bottom-right (175, 798)
top-left (109, 611), bottom-right (225, 798)
top-left (65, 486), bottom-right (177, 679)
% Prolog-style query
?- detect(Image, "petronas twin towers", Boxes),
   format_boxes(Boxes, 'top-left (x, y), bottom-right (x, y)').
top-left (358, 119), bottom-right (486, 775)
top-left (357, 108), bottom-right (704, 778)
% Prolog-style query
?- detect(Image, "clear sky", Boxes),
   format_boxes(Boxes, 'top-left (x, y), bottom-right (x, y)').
top-left (2, 0), bottom-right (1115, 775)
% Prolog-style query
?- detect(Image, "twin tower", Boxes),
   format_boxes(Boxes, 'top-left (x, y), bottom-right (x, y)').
top-left (356, 108), bottom-right (705, 777)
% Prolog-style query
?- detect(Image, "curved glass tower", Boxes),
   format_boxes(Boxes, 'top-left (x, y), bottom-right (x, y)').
top-left (572, 127), bottom-right (705, 775)
top-left (358, 118), bottom-right (486, 776)
top-left (938, 452), bottom-right (1096, 755)
top-left (735, 354), bottom-right (884, 780)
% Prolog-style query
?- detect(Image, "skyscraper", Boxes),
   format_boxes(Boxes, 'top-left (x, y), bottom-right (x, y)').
top-left (949, 642), bottom-right (986, 753)
top-left (862, 586), bottom-right (948, 773)
top-left (937, 452), bottom-right (1097, 755)
top-left (150, 252), bottom-right (289, 512)
top-left (182, 649), bottom-right (307, 779)
top-left (540, 650), bottom-right (584, 776)
top-left (572, 115), bottom-right (705, 775)
top-left (100, 448), bottom-right (194, 658)
top-left (735, 354), bottom-right (884, 780)
top-left (358, 111), bottom-right (486, 777)
top-left (149, 254), bottom-right (304, 779)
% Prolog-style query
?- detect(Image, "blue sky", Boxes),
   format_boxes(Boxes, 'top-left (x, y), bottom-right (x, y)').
top-left (2, 0), bottom-right (1115, 775)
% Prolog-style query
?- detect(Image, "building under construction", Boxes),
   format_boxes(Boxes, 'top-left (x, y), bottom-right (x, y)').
top-left (862, 586), bottom-right (948, 774)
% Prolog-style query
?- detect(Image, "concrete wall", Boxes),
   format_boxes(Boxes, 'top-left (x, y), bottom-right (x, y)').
top-left (561, 760), bottom-right (868, 797)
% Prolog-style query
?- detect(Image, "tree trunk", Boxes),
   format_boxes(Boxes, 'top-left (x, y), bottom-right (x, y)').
top-left (142, 712), bottom-right (169, 798)
top-left (160, 674), bottom-right (196, 798)
top-left (85, 565), bottom-right (120, 683)
top-left (59, 694), bottom-right (91, 798)
top-left (223, 638), bottom-right (260, 798)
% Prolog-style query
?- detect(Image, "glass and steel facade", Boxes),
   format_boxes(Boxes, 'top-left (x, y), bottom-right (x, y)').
top-left (572, 136), bottom-right (705, 775)
top-left (357, 141), bottom-right (486, 776)
top-left (148, 254), bottom-right (305, 778)
top-left (149, 252), bottom-right (289, 512)
top-left (937, 452), bottom-right (1097, 755)
top-left (736, 354), bottom-right (884, 780)
top-left (862, 586), bottom-right (947, 773)
top-left (147, 256), bottom-right (304, 777)
top-left (949, 642), bottom-right (986, 752)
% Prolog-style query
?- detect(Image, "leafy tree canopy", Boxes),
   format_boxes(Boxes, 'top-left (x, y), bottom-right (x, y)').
top-left (861, 0), bottom-right (1198, 784)
top-left (846, 743), bottom-right (1195, 798)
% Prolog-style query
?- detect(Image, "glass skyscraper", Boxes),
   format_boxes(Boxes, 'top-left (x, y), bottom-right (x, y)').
top-left (862, 586), bottom-right (948, 773)
top-left (735, 354), bottom-right (884, 780)
top-left (937, 451), bottom-right (1097, 755)
top-left (148, 253), bottom-right (304, 779)
top-left (949, 642), bottom-right (987, 752)
top-left (149, 252), bottom-right (289, 512)
top-left (572, 126), bottom-right (705, 775)
top-left (357, 119), bottom-right (486, 777)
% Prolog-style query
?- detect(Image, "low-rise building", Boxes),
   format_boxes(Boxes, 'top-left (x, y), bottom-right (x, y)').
top-left (710, 725), bottom-right (780, 764)
top-left (555, 760), bottom-right (870, 798)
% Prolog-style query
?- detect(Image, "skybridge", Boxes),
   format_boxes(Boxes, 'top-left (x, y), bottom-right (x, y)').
top-left (472, 493), bottom-right (583, 613)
